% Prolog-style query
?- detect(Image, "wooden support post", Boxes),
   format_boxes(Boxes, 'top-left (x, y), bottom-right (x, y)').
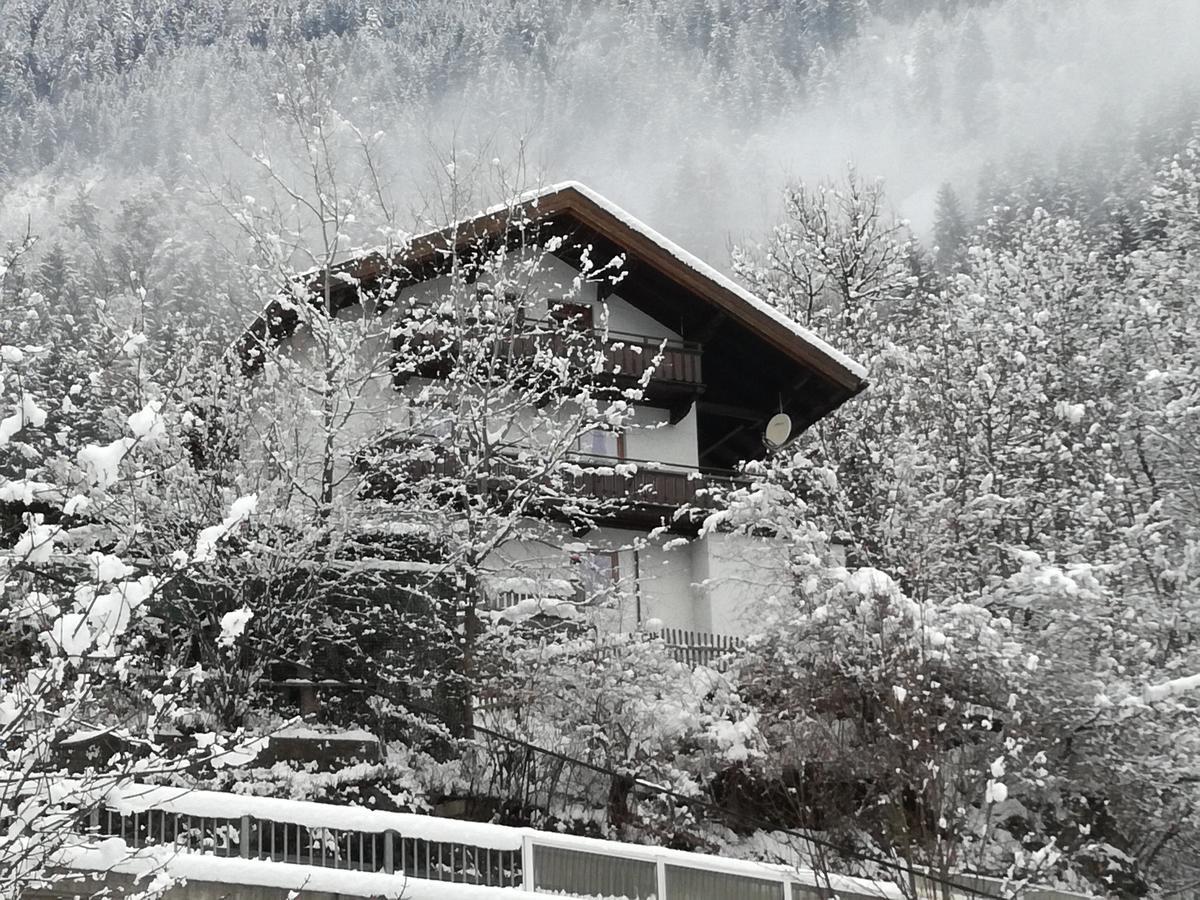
top-left (384, 830), bottom-right (394, 874)
top-left (240, 815), bottom-right (251, 858)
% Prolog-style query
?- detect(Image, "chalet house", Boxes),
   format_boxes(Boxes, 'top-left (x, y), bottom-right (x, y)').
top-left (237, 182), bottom-right (867, 640)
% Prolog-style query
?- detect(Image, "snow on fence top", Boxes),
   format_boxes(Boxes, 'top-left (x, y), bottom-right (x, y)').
top-left (100, 782), bottom-right (904, 899)
top-left (79, 782), bottom-right (1097, 900)
top-left (108, 783), bottom-right (523, 851)
top-left (62, 841), bottom-right (548, 900)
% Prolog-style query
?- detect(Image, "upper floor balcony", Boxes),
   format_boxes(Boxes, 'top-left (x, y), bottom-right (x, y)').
top-left (392, 316), bottom-right (704, 421)
top-left (356, 440), bottom-right (746, 535)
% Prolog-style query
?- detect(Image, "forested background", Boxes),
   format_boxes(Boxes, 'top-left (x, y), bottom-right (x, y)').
top-left (4, 1), bottom-right (1200, 896)
top-left (2, 0), bottom-right (1199, 321)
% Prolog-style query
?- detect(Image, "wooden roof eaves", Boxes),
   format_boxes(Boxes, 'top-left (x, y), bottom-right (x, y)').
top-left (543, 186), bottom-right (867, 397)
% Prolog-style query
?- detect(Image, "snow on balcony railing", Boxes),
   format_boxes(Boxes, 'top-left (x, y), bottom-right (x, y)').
top-left (87, 783), bottom-right (907, 900)
top-left (393, 318), bottom-right (703, 389)
top-left (360, 441), bottom-right (747, 520)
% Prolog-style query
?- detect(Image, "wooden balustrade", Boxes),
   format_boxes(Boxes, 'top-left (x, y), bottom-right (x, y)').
top-left (393, 320), bottom-right (703, 391)
top-left (361, 441), bottom-right (746, 531)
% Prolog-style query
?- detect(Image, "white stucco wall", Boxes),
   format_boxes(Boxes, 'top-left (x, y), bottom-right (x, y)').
top-left (633, 536), bottom-right (698, 631)
top-left (693, 531), bottom-right (793, 636)
top-left (244, 310), bottom-right (402, 506)
top-left (478, 523), bottom-right (708, 634)
top-left (622, 405), bottom-right (697, 468)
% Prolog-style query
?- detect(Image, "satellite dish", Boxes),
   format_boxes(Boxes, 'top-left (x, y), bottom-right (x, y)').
top-left (764, 413), bottom-right (793, 449)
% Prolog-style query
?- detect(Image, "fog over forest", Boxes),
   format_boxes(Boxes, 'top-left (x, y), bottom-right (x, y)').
top-left (6, 2), bottom-right (1200, 898)
top-left (2, 0), bottom-right (1199, 295)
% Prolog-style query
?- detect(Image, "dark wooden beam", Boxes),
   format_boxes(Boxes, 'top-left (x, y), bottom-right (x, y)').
top-left (698, 372), bottom-right (816, 463)
top-left (693, 311), bottom-right (726, 345)
top-left (696, 400), bottom-right (763, 422)
top-left (699, 421), bottom-right (759, 463)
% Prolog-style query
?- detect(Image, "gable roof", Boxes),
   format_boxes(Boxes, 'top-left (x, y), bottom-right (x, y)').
top-left (530, 182), bottom-right (867, 389)
top-left (235, 181), bottom-right (867, 466)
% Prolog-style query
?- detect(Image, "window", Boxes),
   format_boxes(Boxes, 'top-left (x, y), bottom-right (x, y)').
top-left (571, 549), bottom-right (620, 602)
top-left (576, 428), bottom-right (625, 459)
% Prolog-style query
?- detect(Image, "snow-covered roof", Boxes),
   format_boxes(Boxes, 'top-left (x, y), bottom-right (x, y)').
top-left (531, 181), bottom-right (868, 386)
top-left (239, 181), bottom-right (867, 398)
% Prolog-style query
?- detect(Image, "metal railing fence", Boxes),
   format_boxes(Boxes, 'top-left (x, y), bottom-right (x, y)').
top-left (85, 784), bottom-right (906, 900)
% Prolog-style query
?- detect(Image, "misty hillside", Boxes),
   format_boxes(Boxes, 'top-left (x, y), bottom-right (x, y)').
top-left (2, 0), bottom-right (1198, 296)
top-left (4, 2), bottom-right (1200, 899)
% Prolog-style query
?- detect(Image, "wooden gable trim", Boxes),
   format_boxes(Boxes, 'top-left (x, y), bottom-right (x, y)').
top-left (542, 186), bottom-right (865, 395)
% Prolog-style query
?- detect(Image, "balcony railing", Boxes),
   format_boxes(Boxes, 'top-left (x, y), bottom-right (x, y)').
top-left (358, 442), bottom-right (747, 532)
top-left (394, 319), bottom-right (703, 392)
top-left (600, 328), bottom-right (702, 385)
top-left (562, 456), bottom-right (740, 512)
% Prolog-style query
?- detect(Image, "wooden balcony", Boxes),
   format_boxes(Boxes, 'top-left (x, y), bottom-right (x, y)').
top-left (393, 320), bottom-right (703, 419)
top-left (600, 328), bottom-right (702, 385)
top-left (357, 442), bottom-right (746, 534)
top-left (560, 458), bottom-right (743, 529)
